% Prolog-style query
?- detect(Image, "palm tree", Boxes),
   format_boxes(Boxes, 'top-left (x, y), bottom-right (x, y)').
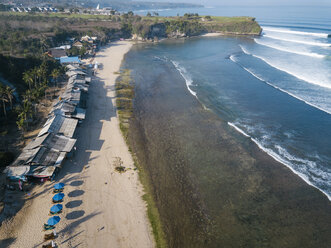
top-left (51, 68), bottom-right (60, 97)
top-left (36, 67), bottom-right (43, 86)
top-left (16, 99), bottom-right (32, 130)
top-left (23, 70), bottom-right (34, 90)
top-left (5, 86), bottom-right (14, 110)
top-left (0, 85), bottom-right (8, 118)
top-left (31, 67), bottom-right (38, 87)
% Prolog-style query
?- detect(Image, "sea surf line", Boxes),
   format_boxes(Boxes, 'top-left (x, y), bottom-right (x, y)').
top-left (239, 45), bottom-right (331, 90)
top-left (229, 54), bottom-right (331, 115)
top-left (170, 60), bottom-right (197, 97)
top-left (263, 34), bottom-right (331, 47)
top-left (227, 122), bottom-right (331, 202)
top-left (262, 27), bottom-right (330, 38)
top-left (254, 38), bottom-right (326, 58)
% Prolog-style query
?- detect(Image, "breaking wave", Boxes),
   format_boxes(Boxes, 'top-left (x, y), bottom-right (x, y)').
top-left (263, 34), bottom-right (331, 47)
top-left (262, 27), bottom-right (330, 38)
top-left (229, 53), bottom-right (331, 115)
top-left (171, 60), bottom-right (197, 97)
top-left (254, 39), bottom-right (326, 58)
top-left (228, 122), bottom-right (331, 201)
top-left (239, 45), bottom-right (331, 89)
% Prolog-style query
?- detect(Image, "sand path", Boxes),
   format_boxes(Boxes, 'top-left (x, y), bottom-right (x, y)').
top-left (0, 41), bottom-right (154, 248)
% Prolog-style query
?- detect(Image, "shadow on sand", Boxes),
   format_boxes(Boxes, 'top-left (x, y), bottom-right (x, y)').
top-left (66, 210), bottom-right (85, 220)
top-left (65, 200), bottom-right (83, 209)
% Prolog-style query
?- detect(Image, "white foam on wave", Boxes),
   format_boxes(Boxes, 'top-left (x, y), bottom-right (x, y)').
top-left (229, 55), bottom-right (237, 63)
top-left (154, 56), bottom-right (168, 62)
top-left (227, 122), bottom-right (331, 201)
top-left (228, 122), bottom-right (250, 137)
top-left (264, 34), bottom-right (331, 47)
top-left (262, 27), bottom-right (330, 38)
top-left (275, 145), bottom-right (331, 181)
top-left (230, 53), bottom-right (331, 115)
top-left (239, 45), bottom-right (331, 90)
top-left (254, 39), bottom-right (326, 58)
top-left (171, 60), bottom-right (197, 97)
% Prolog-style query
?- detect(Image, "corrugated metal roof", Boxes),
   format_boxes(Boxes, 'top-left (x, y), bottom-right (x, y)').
top-left (32, 147), bottom-right (60, 166)
top-left (66, 70), bottom-right (86, 77)
top-left (62, 89), bottom-right (81, 101)
top-left (12, 147), bottom-right (41, 166)
top-left (25, 134), bottom-right (48, 150)
top-left (85, 77), bottom-right (91, 83)
top-left (38, 115), bottom-right (78, 138)
top-left (66, 64), bottom-right (80, 70)
top-left (28, 165), bottom-right (57, 178)
top-left (25, 133), bottom-right (76, 152)
top-left (55, 101), bottom-right (76, 113)
top-left (67, 81), bottom-right (89, 92)
top-left (12, 146), bottom-right (66, 167)
top-left (5, 166), bottom-right (30, 178)
top-left (72, 108), bottom-right (86, 120)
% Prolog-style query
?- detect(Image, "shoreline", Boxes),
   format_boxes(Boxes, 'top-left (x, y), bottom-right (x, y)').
top-left (0, 41), bottom-right (155, 248)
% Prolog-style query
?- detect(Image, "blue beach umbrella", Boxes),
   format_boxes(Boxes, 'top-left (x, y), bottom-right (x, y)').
top-left (50, 204), bottom-right (63, 214)
top-left (53, 193), bottom-right (65, 202)
top-left (54, 183), bottom-right (65, 190)
top-left (47, 216), bottom-right (61, 226)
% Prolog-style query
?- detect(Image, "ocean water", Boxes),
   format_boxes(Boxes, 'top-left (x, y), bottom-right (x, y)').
top-left (131, 5), bottom-right (331, 200)
top-left (123, 5), bottom-right (331, 246)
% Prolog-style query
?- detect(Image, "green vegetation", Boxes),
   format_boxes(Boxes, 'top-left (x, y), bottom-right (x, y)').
top-left (138, 159), bottom-right (167, 248)
top-left (115, 69), bottom-right (134, 139)
top-left (134, 14), bottom-right (261, 39)
top-left (115, 69), bottom-right (167, 248)
top-left (202, 16), bottom-right (262, 34)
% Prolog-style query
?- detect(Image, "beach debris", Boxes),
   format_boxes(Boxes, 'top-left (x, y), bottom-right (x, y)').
top-left (43, 224), bottom-right (55, 231)
top-left (113, 157), bottom-right (126, 173)
top-left (42, 240), bottom-right (57, 248)
top-left (44, 232), bottom-right (56, 241)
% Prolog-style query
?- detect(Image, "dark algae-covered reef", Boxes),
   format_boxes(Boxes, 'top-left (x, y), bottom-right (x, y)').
top-left (122, 41), bottom-right (331, 248)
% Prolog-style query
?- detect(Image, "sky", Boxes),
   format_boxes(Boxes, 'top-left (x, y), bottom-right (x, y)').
top-left (137, 0), bottom-right (331, 7)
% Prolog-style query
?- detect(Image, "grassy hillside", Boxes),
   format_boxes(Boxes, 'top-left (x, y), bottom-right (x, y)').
top-left (141, 15), bottom-right (262, 37)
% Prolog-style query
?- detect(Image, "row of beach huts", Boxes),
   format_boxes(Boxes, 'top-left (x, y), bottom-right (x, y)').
top-left (4, 62), bottom-right (91, 184)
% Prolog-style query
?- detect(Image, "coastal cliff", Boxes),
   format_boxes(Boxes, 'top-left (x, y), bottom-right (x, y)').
top-left (131, 16), bottom-right (262, 40)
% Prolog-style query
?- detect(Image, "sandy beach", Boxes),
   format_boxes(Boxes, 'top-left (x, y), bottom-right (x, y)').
top-left (0, 41), bottom-right (155, 248)
top-left (200, 33), bottom-right (222, 37)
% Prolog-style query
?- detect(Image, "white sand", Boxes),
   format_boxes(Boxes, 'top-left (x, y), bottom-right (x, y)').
top-left (0, 41), bottom-right (155, 248)
top-left (201, 33), bottom-right (222, 37)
